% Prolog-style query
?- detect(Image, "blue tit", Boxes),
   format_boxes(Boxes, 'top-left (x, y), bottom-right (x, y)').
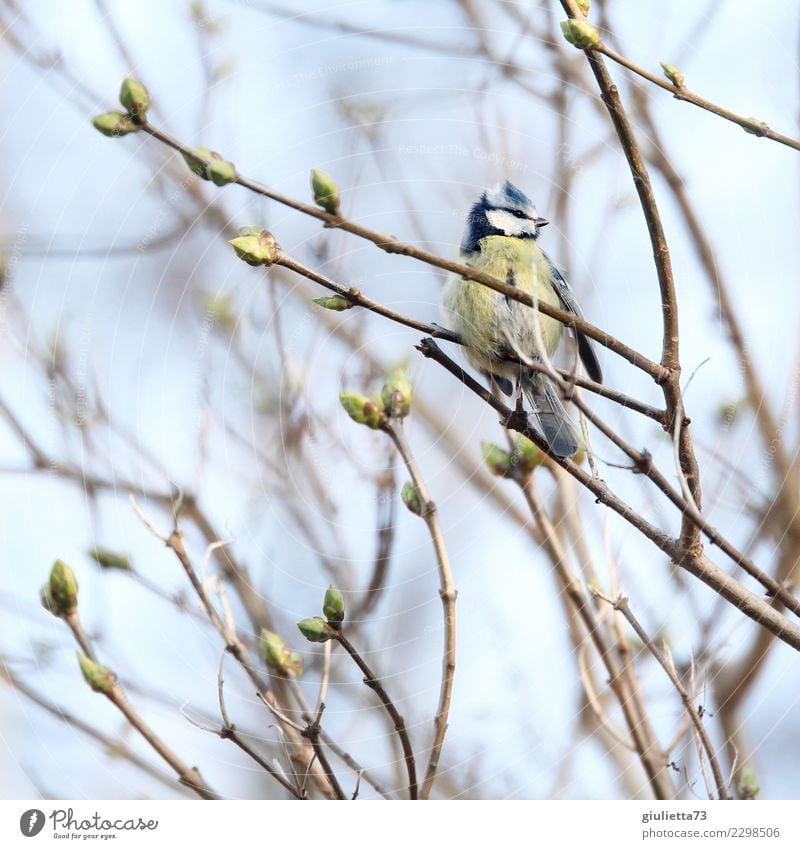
top-left (442, 180), bottom-right (602, 459)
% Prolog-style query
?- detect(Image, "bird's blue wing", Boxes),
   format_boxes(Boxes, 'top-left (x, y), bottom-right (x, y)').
top-left (542, 251), bottom-right (602, 384)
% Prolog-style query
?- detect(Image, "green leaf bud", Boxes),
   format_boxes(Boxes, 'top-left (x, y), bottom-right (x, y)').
top-left (323, 584), bottom-right (345, 627)
top-left (297, 616), bottom-right (334, 643)
top-left (88, 546), bottom-right (132, 571)
top-left (206, 157), bottom-right (238, 186)
top-left (312, 295), bottom-right (353, 312)
top-left (46, 559), bottom-right (79, 616)
top-left (260, 630), bottom-right (304, 677)
top-left (338, 392), bottom-right (385, 429)
top-left (119, 76), bottom-right (150, 122)
top-left (381, 366), bottom-right (413, 419)
top-left (660, 63), bottom-right (685, 88)
top-left (515, 434), bottom-right (546, 475)
top-left (401, 481), bottom-right (423, 516)
top-left (310, 169), bottom-right (341, 215)
top-left (77, 653), bottom-right (115, 694)
top-left (560, 18), bottom-right (601, 50)
top-left (737, 766), bottom-right (759, 800)
top-left (92, 111), bottom-right (139, 137)
top-left (481, 442), bottom-right (513, 478)
top-left (228, 227), bottom-right (278, 267)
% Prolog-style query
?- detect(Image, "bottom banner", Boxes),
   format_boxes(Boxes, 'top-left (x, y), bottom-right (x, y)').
top-left (2, 800), bottom-right (797, 847)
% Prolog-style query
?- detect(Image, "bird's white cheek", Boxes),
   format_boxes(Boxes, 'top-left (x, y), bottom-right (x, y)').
top-left (486, 209), bottom-right (525, 236)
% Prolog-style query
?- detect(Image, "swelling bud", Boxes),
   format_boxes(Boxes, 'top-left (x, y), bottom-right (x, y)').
top-left (119, 77), bottom-right (150, 122)
top-left (310, 169), bottom-right (341, 215)
top-left (92, 111), bottom-right (139, 137)
top-left (481, 442), bottom-right (513, 478)
top-left (45, 559), bottom-right (79, 616)
top-left (381, 366), bottom-right (413, 418)
top-left (660, 62), bottom-right (685, 88)
top-left (229, 227), bottom-right (278, 266)
top-left (339, 392), bottom-right (385, 429)
top-left (312, 295), bottom-right (353, 311)
top-left (260, 630), bottom-right (304, 677)
top-left (297, 616), bottom-right (334, 643)
top-left (77, 653), bottom-right (115, 694)
top-left (401, 481), bottom-right (423, 516)
top-left (560, 18), bottom-right (601, 49)
top-left (323, 584), bottom-right (345, 627)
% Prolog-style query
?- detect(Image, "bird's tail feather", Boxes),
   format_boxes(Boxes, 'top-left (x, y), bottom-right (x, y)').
top-left (522, 375), bottom-right (580, 459)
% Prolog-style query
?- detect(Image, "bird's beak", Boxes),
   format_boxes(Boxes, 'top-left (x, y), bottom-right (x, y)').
top-left (535, 217), bottom-right (549, 228)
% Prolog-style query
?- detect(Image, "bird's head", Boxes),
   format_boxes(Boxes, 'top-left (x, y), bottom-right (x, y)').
top-left (461, 180), bottom-right (548, 252)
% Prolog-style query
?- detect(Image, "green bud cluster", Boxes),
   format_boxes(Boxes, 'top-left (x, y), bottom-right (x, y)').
top-left (228, 227), bottom-right (279, 266)
top-left (297, 584), bottom-right (346, 642)
top-left (91, 77), bottom-right (151, 138)
top-left (260, 630), bottom-right (304, 677)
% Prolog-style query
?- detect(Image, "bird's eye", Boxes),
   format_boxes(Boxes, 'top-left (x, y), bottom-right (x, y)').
top-left (511, 210), bottom-right (526, 219)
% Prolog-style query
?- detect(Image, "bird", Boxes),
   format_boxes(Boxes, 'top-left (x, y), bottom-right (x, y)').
top-left (441, 180), bottom-right (602, 459)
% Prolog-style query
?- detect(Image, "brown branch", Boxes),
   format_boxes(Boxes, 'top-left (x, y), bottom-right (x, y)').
top-left (334, 631), bottom-right (418, 800)
top-left (58, 612), bottom-right (217, 800)
top-left (595, 43), bottom-right (800, 154)
top-left (0, 657), bottom-right (189, 796)
top-left (137, 121), bottom-right (667, 382)
top-left (592, 591), bottom-right (729, 800)
top-left (416, 336), bottom-right (800, 652)
top-left (382, 418), bottom-right (457, 800)
top-left (520, 480), bottom-right (674, 798)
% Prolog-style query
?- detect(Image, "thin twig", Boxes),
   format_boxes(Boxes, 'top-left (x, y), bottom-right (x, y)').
top-left (383, 418), bottom-right (457, 800)
top-left (334, 631), bottom-right (418, 799)
top-left (592, 591), bottom-right (729, 800)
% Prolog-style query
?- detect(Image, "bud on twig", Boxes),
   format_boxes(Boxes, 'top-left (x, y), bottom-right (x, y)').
top-left (260, 630), bottom-right (304, 677)
top-left (297, 616), bottom-right (334, 643)
top-left (338, 392), bottom-right (385, 430)
top-left (228, 227), bottom-right (278, 266)
top-left (77, 653), bottom-right (115, 694)
top-left (119, 77), bottom-right (150, 123)
top-left (401, 481), bottom-right (423, 516)
top-left (92, 111), bottom-right (139, 137)
top-left (560, 19), bottom-right (601, 49)
top-left (88, 546), bottom-right (132, 571)
top-left (737, 767), bottom-right (759, 800)
top-left (312, 295), bottom-right (353, 312)
top-left (43, 560), bottom-right (79, 617)
top-left (181, 147), bottom-right (237, 186)
top-left (481, 442), bottom-right (513, 478)
top-left (660, 62), bottom-right (685, 88)
top-left (323, 584), bottom-right (345, 628)
top-left (310, 169), bottom-right (341, 215)
top-left (515, 434), bottom-right (545, 475)
top-left (577, 0), bottom-right (591, 15)
top-left (381, 366), bottom-right (413, 419)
